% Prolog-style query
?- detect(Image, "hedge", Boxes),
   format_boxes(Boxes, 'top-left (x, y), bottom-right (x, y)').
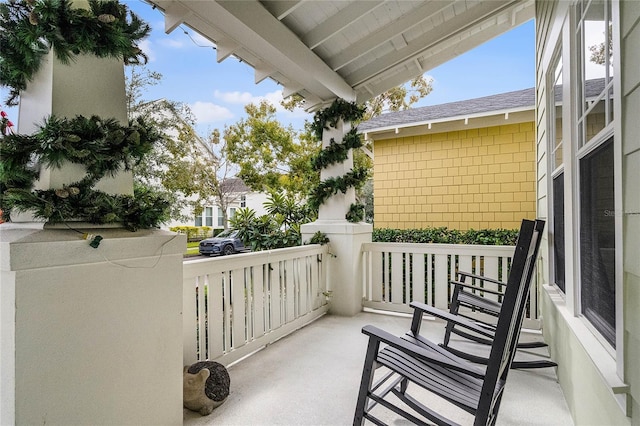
top-left (169, 226), bottom-right (214, 241)
top-left (372, 227), bottom-right (519, 245)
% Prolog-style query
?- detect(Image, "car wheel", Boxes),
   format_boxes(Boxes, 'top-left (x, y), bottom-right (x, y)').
top-left (223, 245), bottom-right (235, 256)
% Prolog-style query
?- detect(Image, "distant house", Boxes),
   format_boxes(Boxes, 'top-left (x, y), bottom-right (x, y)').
top-left (133, 100), bottom-right (267, 231)
top-left (191, 177), bottom-right (269, 230)
top-left (359, 79), bottom-right (605, 231)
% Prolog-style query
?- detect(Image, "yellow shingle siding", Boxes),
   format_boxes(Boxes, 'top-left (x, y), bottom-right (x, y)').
top-left (374, 123), bottom-right (536, 230)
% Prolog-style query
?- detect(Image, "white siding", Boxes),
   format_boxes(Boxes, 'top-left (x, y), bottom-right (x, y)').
top-left (620, 0), bottom-right (640, 418)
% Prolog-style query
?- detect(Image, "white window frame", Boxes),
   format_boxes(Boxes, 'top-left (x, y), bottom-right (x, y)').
top-left (560, 0), bottom-right (626, 395)
top-left (541, 0), bottom-right (627, 413)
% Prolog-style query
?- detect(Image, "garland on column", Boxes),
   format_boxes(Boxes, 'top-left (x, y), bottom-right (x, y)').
top-left (0, 0), bottom-right (168, 231)
top-left (0, 115), bottom-right (170, 230)
top-left (308, 99), bottom-right (368, 222)
top-left (0, 0), bottom-right (150, 105)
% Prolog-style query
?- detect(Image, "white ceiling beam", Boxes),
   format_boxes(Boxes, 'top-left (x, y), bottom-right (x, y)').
top-left (390, 34), bottom-right (408, 50)
top-left (163, 1), bottom-right (191, 33)
top-left (216, 38), bottom-right (238, 63)
top-left (302, 0), bottom-right (384, 49)
top-left (355, 18), bottom-right (516, 103)
top-left (327, 0), bottom-right (455, 71)
top-left (214, 0), bottom-right (355, 101)
top-left (346, 1), bottom-right (520, 87)
top-left (261, 0), bottom-right (305, 20)
top-left (254, 61), bottom-right (274, 84)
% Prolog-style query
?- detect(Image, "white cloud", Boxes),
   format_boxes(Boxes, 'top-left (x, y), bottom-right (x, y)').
top-left (189, 101), bottom-right (234, 124)
top-left (214, 89), bottom-right (304, 112)
top-left (159, 39), bottom-right (184, 49)
top-left (138, 39), bottom-right (156, 62)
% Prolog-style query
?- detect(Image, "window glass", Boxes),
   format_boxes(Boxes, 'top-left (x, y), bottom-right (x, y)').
top-left (549, 49), bottom-right (565, 292)
top-left (577, 0), bottom-right (614, 148)
top-left (217, 209), bottom-right (224, 227)
top-left (553, 173), bottom-right (565, 292)
top-left (552, 56), bottom-right (563, 170)
top-left (579, 138), bottom-right (615, 347)
top-left (195, 215), bottom-right (202, 227)
top-left (205, 207), bottom-right (213, 227)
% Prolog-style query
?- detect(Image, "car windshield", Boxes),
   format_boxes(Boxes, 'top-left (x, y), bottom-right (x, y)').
top-left (216, 229), bottom-right (237, 238)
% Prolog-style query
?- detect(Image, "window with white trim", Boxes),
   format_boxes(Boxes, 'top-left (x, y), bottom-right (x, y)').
top-left (574, 0), bottom-right (616, 348)
top-left (549, 48), bottom-right (565, 293)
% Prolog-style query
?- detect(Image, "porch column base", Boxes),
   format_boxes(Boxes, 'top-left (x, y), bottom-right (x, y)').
top-left (302, 220), bottom-right (372, 316)
top-left (0, 225), bottom-right (185, 425)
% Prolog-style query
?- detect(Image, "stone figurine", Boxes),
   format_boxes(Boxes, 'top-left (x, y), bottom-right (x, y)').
top-left (183, 361), bottom-right (230, 415)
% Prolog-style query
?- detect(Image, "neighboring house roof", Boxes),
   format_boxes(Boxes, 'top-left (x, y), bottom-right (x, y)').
top-left (359, 78), bottom-right (606, 136)
top-left (220, 178), bottom-right (251, 193)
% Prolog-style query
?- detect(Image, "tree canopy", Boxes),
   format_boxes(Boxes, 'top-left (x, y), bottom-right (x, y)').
top-left (224, 101), bottom-right (319, 199)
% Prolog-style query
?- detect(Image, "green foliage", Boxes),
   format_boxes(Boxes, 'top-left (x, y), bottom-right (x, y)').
top-left (2, 182), bottom-right (169, 231)
top-left (230, 193), bottom-right (315, 251)
top-left (311, 128), bottom-right (363, 170)
top-left (169, 226), bottom-right (213, 241)
top-left (263, 191), bottom-right (316, 230)
top-left (224, 101), bottom-right (316, 196)
top-left (372, 227), bottom-right (519, 245)
top-left (0, 0), bottom-right (150, 105)
top-left (307, 166), bottom-right (369, 212)
top-left (310, 99), bottom-right (365, 140)
top-left (0, 115), bottom-right (169, 230)
top-left (306, 231), bottom-right (329, 245)
top-left (229, 207), bottom-right (301, 252)
top-left (346, 202), bottom-right (366, 223)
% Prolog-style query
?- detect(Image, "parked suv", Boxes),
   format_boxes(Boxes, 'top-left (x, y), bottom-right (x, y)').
top-left (199, 229), bottom-right (247, 256)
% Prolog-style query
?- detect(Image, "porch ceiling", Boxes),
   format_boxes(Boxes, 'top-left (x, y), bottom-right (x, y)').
top-left (145, 0), bottom-right (534, 111)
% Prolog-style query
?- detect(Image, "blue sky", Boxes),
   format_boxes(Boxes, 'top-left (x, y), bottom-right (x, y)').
top-left (1, 1), bottom-right (535, 136)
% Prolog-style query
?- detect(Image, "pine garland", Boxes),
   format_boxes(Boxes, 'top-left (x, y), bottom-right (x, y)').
top-left (311, 128), bottom-right (363, 170)
top-left (0, 115), bottom-right (170, 230)
top-left (310, 99), bottom-right (365, 140)
top-left (0, 0), bottom-right (150, 105)
top-left (346, 202), bottom-right (365, 223)
top-left (308, 99), bottom-right (368, 222)
top-left (308, 166), bottom-right (368, 212)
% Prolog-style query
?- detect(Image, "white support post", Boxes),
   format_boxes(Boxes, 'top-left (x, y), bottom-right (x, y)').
top-left (301, 118), bottom-right (372, 316)
top-left (1, 4), bottom-right (185, 422)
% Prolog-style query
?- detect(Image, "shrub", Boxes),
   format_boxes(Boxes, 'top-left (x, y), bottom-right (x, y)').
top-left (169, 226), bottom-right (212, 241)
top-left (372, 227), bottom-right (518, 245)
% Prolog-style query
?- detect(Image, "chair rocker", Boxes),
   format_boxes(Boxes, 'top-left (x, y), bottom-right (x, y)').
top-left (439, 220), bottom-right (556, 369)
top-left (354, 219), bottom-right (544, 426)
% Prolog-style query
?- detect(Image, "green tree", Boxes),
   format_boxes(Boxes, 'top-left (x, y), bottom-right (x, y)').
top-left (224, 101), bottom-right (319, 199)
top-left (126, 65), bottom-right (243, 225)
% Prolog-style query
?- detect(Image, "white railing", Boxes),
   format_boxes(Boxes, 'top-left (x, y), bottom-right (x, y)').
top-left (361, 242), bottom-right (540, 327)
top-left (183, 245), bottom-right (330, 366)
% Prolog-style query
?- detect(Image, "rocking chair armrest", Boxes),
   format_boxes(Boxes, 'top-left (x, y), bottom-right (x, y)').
top-left (450, 280), bottom-right (504, 296)
top-left (361, 325), bottom-right (485, 379)
top-left (456, 271), bottom-right (504, 286)
top-left (409, 302), bottom-right (495, 339)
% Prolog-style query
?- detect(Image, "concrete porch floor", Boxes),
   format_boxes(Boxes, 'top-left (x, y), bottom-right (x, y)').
top-left (184, 311), bottom-right (572, 425)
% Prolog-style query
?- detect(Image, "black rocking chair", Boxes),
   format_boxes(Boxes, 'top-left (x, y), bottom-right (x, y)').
top-left (354, 219), bottom-right (544, 426)
top-left (438, 219), bottom-right (556, 369)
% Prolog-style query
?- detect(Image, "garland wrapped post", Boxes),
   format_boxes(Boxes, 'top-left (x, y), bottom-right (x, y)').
top-left (0, 0), bottom-right (150, 105)
top-left (308, 99), bottom-right (368, 222)
top-left (0, 0), bottom-right (169, 231)
top-left (0, 115), bottom-right (170, 230)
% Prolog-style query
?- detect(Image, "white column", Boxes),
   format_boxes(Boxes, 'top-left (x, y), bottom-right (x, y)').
top-left (1, 226), bottom-right (185, 425)
top-left (301, 118), bottom-right (372, 316)
top-left (1, 3), bottom-right (184, 422)
top-left (17, 51), bottom-right (132, 197)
